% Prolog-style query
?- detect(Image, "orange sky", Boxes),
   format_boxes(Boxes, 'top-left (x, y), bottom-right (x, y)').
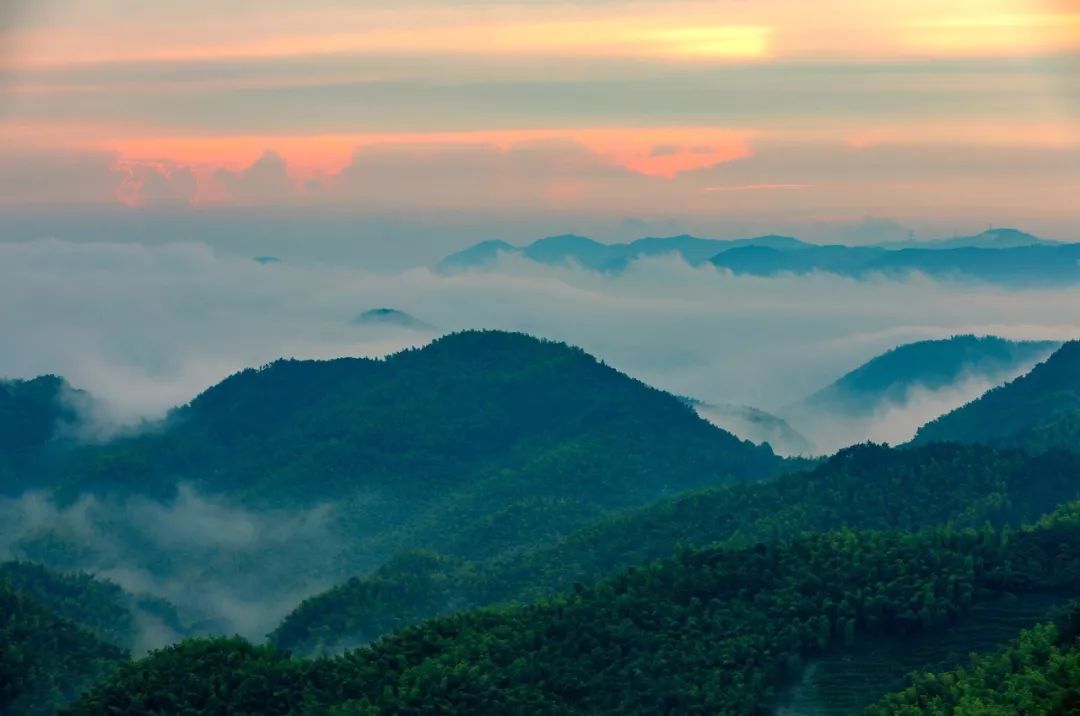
top-left (0, 0), bottom-right (1076, 215)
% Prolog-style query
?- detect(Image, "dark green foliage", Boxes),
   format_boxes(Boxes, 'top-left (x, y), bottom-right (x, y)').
top-left (55, 331), bottom-right (779, 507)
top-left (914, 340), bottom-right (1080, 451)
top-left (0, 375), bottom-right (75, 453)
top-left (800, 335), bottom-right (1058, 416)
top-left (67, 508), bottom-right (1080, 714)
top-left (43, 331), bottom-right (780, 574)
top-left (864, 603), bottom-right (1080, 714)
top-left (0, 561), bottom-right (136, 648)
top-left (0, 582), bottom-right (127, 715)
top-left (272, 442), bottom-right (1080, 653)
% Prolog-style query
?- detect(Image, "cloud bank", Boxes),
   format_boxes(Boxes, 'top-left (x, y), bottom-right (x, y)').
top-left (2, 238), bottom-right (1078, 439)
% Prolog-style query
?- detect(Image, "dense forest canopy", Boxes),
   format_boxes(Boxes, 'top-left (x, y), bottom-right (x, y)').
top-left (272, 442), bottom-right (1080, 654)
top-left (1, 328), bottom-right (1079, 713)
top-left (66, 506), bottom-right (1080, 714)
top-left (41, 331), bottom-right (780, 509)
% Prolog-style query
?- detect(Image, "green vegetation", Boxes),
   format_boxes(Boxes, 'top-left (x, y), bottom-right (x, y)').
top-left (799, 334), bottom-right (1057, 416)
top-left (0, 375), bottom-right (76, 454)
top-left (0, 561), bottom-right (135, 648)
top-left (864, 604), bottom-right (1080, 715)
top-left (39, 331), bottom-right (780, 570)
top-left (272, 442), bottom-right (1080, 653)
top-left (914, 340), bottom-right (1080, 452)
top-left (0, 581), bottom-right (126, 715)
top-left (66, 506), bottom-right (1080, 714)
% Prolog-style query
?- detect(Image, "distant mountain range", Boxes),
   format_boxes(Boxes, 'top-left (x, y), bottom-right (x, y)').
top-left (878, 227), bottom-right (1055, 250)
top-left (711, 242), bottom-right (1080, 285)
top-left (437, 233), bottom-right (811, 273)
top-left (437, 228), bottom-right (1079, 285)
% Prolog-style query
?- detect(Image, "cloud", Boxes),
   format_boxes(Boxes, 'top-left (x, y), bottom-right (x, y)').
top-left (117, 160), bottom-right (198, 206)
top-left (0, 148), bottom-right (123, 205)
top-left (215, 149), bottom-right (298, 204)
top-left (1, 237), bottom-right (1079, 429)
top-left (0, 486), bottom-right (343, 646)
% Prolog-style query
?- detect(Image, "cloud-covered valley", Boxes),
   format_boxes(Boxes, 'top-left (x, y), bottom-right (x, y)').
top-left (2, 237), bottom-right (1078, 448)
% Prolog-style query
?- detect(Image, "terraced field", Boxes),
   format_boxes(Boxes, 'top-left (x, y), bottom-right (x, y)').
top-left (774, 592), bottom-right (1064, 715)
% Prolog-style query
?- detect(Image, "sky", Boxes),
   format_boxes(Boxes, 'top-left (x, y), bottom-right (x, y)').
top-left (1, 1), bottom-right (1079, 442)
top-left (0, 0), bottom-right (1077, 263)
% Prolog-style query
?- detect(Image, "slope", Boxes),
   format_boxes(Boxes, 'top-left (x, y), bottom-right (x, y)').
top-left (67, 505), bottom-right (1080, 715)
top-left (270, 442), bottom-right (1080, 654)
top-left (913, 340), bottom-right (1080, 452)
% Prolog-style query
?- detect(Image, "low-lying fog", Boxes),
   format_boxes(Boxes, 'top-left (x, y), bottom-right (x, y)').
top-left (2, 238), bottom-right (1076, 448)
top-left (2, 238), bottom-right (1079, 648)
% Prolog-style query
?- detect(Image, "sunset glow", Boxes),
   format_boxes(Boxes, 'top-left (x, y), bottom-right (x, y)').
top-left (0, 0), bottom-right (1075, 231)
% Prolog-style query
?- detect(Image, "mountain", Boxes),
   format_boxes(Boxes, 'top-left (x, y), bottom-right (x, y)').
top-left (66, 506), bottom-right (1080, 714)
top-left (796, 335), bottom-right (1059, 418)
top-left (435, 239), bottom-right (517, 272)
top-left (711, 242), bottom-right (1080, 285)
top-left (913, 340), bottom-right (1080, 451)
top-left (350, 307), bottom-right (433, 331)
top-left (0, 580), bottom-right (127, 715)
top-left (36, 330), bottom-right (781, 588)
top-left (881, 227), bottom-right (1055, 250)
top-left (438, 233), bottom-right (812, 273)
top-left (270, 442), bottom-right (1080, 654)
top-left (80, 330), bottom-right (778, 502)
top-left (0, 375), bottom-right (81, 453)
top-left (778, 335), bottom-right (1058, 454)
top-left (692, 401), bottom-right (813, 456)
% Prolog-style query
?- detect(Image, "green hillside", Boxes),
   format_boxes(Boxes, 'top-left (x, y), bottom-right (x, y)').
top-left (914, 340), bottom-right (1080, 452)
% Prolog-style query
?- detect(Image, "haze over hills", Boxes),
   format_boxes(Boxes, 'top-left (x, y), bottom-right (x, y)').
top-left (691, 401), bottom-right (813, 457)
top-left (913, 340), bottom-right (1080, 452)
top-left (66, 504), bottom-right (1080, 714)
top-left (350, 307), bottom-right (434, 331)
top-left (878, 227), bottom-right (1056, 250)
top-left (3, 327), bottom-right (1080, 712)
top-left (437, 233), bottom-right (810, 273)
top-left (780, 335), bottom-right (1060, 454)
top-left (435, 228), bottom-right (1078, 285)
top-left (711, 242), bottom-right (1080, 285)
top-left (270, 442), bottom-right (1080, 655)
top-left (0, 330), bottom-right (784, 657)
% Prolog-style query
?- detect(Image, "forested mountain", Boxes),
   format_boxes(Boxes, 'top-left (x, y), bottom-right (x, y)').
top-left (65, 505), bottom-right (1080, 714)
top-left (795, 335), bottom-right (1058, 417)
top-left (270, 443), bottom-right (1080, 654)
top-left (0, 581), bottom-right (127, 715)
top-left (710, 242), bottom-right (1080, 286)
top-left (0, 562), bottom-right (136, 648)
top-left (0, 375), bottom-right (83, 455)
top-left (865, 604), bottom-right (1080, 714)
top-left (437, 233), bottom-right (810, 273)
top-left (913, 340), bottom-right (1080, 451)
top-left (50, 331), bottom-right (779, 508)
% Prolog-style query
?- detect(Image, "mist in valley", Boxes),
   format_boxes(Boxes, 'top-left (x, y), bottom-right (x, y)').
top-left (2, 237), bottom-right (1079, 650)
